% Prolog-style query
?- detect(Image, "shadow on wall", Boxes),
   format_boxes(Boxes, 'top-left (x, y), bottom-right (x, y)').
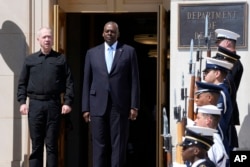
top-left (238, 103), bottom-right (250, 149)
top-left (0, 20), bottom-right (29, 166)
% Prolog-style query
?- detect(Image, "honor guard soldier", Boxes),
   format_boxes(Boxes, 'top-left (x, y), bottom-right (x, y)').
top-left (202, 57), bottom-right (234, 156)
top-left (195, 81), bottom-right (222, 107)
top-left (215, 29), bottom-right (240, 46)
top-left (181, 125), bottom-right (216, 167)
top-left (214, 28), bottom-right (243, 149)
top-left (194, 105), bottom-right (229, 167)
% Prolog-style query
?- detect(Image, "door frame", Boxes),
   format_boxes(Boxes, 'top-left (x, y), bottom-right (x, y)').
top-left (156, 5), bottom-right (169, 167)
top-left (53, 5), bottom-right (170, 167)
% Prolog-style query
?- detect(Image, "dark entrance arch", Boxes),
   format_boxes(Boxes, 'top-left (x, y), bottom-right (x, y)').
top-left (65, 13), bottom-right (158, 167)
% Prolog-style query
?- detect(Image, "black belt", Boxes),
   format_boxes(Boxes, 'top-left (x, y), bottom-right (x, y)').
top-left (28, 93), bottom-right (60, 100)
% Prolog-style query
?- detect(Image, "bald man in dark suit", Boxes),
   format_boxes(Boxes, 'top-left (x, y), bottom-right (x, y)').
top-left (82, 21), bottom-right (140, 167)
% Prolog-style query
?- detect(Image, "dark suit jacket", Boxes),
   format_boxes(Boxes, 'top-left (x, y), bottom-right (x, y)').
top-left (82, 42), bottom-right (140, 117)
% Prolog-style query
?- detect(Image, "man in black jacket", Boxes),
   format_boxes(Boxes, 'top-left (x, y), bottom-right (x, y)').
top-left (17, 27), bottom-right (74, 167)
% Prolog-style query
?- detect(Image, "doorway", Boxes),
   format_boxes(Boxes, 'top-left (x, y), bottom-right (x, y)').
top-left (64, 13), bottom-right (165, 167)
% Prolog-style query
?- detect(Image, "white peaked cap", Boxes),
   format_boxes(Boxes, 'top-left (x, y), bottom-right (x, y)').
top-left (186, 125), bottom-right (218, 135)
top-left (205, 57), bottom-right (233, 71)
top-left (215, 28), bottom-right (240, 41)
top-left (196, 105), bottom-right (222, 115)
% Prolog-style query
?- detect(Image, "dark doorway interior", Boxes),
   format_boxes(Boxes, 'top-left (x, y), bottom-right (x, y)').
top-left (64, 13), bottom-right (157, 167)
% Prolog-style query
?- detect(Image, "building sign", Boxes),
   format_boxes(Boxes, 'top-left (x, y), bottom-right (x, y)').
top-left (178, 2), bottom-right (248, 49)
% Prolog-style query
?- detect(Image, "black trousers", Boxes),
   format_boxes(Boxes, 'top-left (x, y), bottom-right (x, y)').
top-left (90, 96), bottom-right (130, 167)
top-left (28, 98), bottom-right (61, 167)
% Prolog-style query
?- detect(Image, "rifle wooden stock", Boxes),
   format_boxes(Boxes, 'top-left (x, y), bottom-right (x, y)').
top-left (207, 49), bottom-right (211, 58)
top-left (188, 75), bottom-right (195, 120)
top-left (181, 116), bottom-right (187, 134)
top-left (162, 134), bottom-right (172, 167)
top-left (162, 133), bottom-right (172, 167)
top-left (176, 121), bottom-right (184, 164)
top-left (165, 150), bottom-right (172, 167)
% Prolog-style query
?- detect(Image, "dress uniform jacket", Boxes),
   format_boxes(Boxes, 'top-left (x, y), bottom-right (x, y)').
top-left (208, 133), bottom-right (229, 167)
top-left (215, 46), bottom-right (243, 148)
top-left (224, 60), bottom-right (243, 126)
top-left (217, 83), bottom-right (233, 155)
top-left (223, 60), bottom-right (243, 149)
top-left (191, 158), bottom-right (216, 167)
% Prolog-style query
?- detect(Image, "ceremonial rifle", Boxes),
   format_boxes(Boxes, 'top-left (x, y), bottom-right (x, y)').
top-left (197, 14), bottom-right (211, 83)
top-left (196, 34), bottom-right (202, 82)
top-left (192, 15), bottom-right (210, 120)
top-left (175, 72), bottom-right (189, 164)
top-left (174, 87), bottom-right (184, 164)
top-left (188, 39), bottom-right (195, 121)
top-left (205, 14), bottom-right (211, 58)
top-left (188, 73), bottom-right (195, 121)
top-left (162, 107), bottom-right (172, 167)
top-left (181, 74), bottom-right (187, 135)
top-left (193, 35), bottom-right (202, 121)
top-left (196, 14), bottom-right (210, 82)
top-left (175, 39), bottom-right (197, 164)
top-left (174, 104), bottom-right (183, 164)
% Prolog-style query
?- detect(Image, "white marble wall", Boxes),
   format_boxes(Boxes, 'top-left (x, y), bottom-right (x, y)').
top-left (0, 0), bottom-right (249, 166)
top-left (0, 0), bottom-right (52, 166)
top-left (170, 0), bottom-right (250, 162)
